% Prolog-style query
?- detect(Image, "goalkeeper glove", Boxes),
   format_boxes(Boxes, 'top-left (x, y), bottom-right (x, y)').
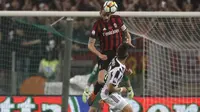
top-left (127, 87), bottom-right (134, 99)
top-left (82, 87), bottom-right (90, 103)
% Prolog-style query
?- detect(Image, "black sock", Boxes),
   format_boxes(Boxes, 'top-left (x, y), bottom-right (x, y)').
top-left (94, 82), bottom-right (104, 95)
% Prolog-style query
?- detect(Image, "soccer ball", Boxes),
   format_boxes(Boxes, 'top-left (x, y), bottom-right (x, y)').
top-left (103, 1), bottom-right (118, 13)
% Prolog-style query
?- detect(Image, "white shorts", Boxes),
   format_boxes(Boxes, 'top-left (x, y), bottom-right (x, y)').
top-left (100, 92), bottom-right (128, 111)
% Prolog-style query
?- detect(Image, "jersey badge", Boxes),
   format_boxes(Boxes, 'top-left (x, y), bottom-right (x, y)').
top-left (92, 30), bottom-right (95, 35)
top-left (114, 23), bottom-right (117, 28)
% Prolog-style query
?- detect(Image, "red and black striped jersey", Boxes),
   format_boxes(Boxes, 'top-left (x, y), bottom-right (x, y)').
top-left (90, 15), bottom-right (127, 52)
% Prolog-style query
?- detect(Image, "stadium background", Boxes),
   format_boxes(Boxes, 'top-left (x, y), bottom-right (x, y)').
top-left (0, 0), bottom-right (200, 112)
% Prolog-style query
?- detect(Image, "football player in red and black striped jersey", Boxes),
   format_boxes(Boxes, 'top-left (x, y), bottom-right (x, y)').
top-left (87, 1), bottom-right (134, 107)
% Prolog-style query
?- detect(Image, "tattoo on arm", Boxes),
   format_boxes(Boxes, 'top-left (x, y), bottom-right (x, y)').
top-left (123, 29), bottom-right (129, 39)
top-left (124, 29), bottom-right (128, 36)
top-left (88, 37), bottom-right (95, 44)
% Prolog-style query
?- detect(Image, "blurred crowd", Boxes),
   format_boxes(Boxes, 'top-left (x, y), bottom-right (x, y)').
top-left (1, 0), bottom-right (200, 11)
top-left (1, 0), bottom-right (200, 38)
top-left (1, 0), bottom-right (200, 39)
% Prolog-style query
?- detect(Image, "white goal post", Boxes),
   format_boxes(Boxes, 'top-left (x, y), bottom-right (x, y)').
top-left (1, 11), bottom-right (200, 112)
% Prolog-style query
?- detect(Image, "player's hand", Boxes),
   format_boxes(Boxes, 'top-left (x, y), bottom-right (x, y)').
top-left (82, 88), bottom-right (90, 103)
top-left (127, 87), bottom-right (134, 99)
top-left (126, 39), bottom-right (135, 48)
top-left (126, 68), bottom-right (133, 75)
top-left (99, 54), bottom-right (108, 60)
top-left (120, 87), bottom-right (127, 93)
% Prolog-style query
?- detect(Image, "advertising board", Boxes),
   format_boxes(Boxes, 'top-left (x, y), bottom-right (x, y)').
top-left (0, 96), bottom-right (199, 112)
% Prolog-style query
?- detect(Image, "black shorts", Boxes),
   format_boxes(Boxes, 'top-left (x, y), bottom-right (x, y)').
top-left (98, 50), bottom-right (116, 71)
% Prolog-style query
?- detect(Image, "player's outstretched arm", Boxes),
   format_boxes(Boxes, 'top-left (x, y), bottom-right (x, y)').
top-left (124, 29), bottom-right (135, 48)
top-left (88, 37), bottom-right (100, 56)
top-left (123, 69), bottom-right (134, 99)
top-left (108, 83), bottom-right (127, 93)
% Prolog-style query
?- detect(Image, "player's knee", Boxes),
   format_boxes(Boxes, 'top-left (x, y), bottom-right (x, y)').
top-left (98, 70), bottom-right (106, 83)
top-left (97, 79), bottom-right (104, 84)
top-left (88, 107), bottom-right (97, 112)
top-left (122, 104), bottom-right (133, 112)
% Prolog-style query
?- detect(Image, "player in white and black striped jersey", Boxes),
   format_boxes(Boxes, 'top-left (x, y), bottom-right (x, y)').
top-left (100, 43), bottom-right (133, 112)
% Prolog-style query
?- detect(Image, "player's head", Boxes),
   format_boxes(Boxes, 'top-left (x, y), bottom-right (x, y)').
top-left (100, 1), bottom-right (117, 20)
top-left (117, 43), bottom-right (130, 60)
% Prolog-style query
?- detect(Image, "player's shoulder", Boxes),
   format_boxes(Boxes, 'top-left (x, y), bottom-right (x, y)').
top-left (115, 57), bottom-right (126, 69)
top-left (110, 57), bottom-right (120, 68)
top-left (92, 18), bottom-right (102, 29)
top-left (93, 18), bottom-right (103, 25)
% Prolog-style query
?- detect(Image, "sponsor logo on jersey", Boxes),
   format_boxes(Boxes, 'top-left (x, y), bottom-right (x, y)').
top-left (103, 29), bottom-right (119, 36)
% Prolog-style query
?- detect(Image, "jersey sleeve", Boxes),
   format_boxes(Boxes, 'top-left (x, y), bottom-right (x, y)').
top-left (122, 75), bottom-right (129, 82)
top-left (116, 16), bottom-right (127, 31)
top-left (90, 21), bottom-right (99, 39)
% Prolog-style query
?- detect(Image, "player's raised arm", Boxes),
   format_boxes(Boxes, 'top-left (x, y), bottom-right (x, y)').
top-left (88, 37), bottom-right (100, 56)
top-left (124, 29), bottom-right (134, 47)
top-left (117, 15), bottom-right (135, 48)
top-left (88, 37), bottom-right (108, 61)
top-left (108, 83), bottom-right (127, 93)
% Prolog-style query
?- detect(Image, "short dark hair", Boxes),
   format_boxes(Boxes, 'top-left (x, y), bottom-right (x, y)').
top-left (116, 43), bottom-right (129, 60)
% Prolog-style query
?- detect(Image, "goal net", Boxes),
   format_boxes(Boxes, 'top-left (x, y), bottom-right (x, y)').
top-left (124, 16), bottom-right (200, 111)
top-left (0, 16), bottom-right (94, 95)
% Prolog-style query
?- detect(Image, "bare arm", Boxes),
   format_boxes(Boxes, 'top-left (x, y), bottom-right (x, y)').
top-left (124, 29), bottom-right (131, 42)
top-left (88, 37), bottom-right (102, 57)
top-left (124, 29), bottom-right (135, 48)
top-left (108, 83), bottom-right (121, 93)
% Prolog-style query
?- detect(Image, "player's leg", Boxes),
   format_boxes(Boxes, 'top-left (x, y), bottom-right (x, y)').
top-left (89, 92), bottom-right (102, 112)
top-left (103, 93), bottom-right (131, 112)
top-left (122, 104), bottom-right (133, 112)
top-left (93, 69), bottom-right (106, 94)
top-left (88, 106), bottom-right (97, 112)
top-left (87, 62), bottom-right (107, 106)
top-left (88, 51), bottom-right (116, 106)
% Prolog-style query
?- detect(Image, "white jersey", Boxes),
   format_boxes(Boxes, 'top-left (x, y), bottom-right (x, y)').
top-left (100, 57), bottom-right (128, 111)
top-left (101, 57), bottom-right (126, 97)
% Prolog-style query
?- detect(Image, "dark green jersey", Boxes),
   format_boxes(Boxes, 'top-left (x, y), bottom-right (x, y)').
top-left (87, 64), bottom-right (99, 84)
